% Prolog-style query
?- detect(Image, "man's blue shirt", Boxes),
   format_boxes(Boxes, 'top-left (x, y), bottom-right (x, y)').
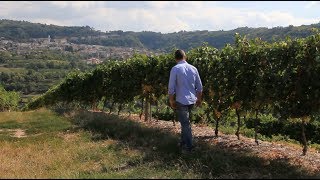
top-left (168, 60), bottom-right (203, 105)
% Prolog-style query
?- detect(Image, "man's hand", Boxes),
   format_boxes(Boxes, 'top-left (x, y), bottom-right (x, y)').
top-left (196, 99), bottom-right (202, 107)
top-left (170, 99), bottom-right (176, 109)
top-left (169, 94), bottom-right (176, 109)
top-left (196, 91), bottom-right (202, 107)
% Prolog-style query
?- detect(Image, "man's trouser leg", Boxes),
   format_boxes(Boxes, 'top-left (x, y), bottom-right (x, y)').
top-left (176, 102), bottom-right (193, 151)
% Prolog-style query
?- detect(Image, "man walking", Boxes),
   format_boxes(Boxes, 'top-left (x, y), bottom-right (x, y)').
top-left (168, 49), bottom-right (203, 153)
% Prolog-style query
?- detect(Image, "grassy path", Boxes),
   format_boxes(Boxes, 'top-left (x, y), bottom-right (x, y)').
top-left (0, 109), bottom-right (319, 178)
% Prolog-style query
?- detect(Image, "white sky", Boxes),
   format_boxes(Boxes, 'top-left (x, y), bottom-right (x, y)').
top-left (0, 1), bottom-right (319, 33)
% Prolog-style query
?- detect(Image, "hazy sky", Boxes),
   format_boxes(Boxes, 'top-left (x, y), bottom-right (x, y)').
top-left (1, 1), bottom-right (319, 33)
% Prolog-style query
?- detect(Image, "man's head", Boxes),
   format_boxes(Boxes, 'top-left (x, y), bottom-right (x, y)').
top-left (175, 49), bottom-right (186, 62)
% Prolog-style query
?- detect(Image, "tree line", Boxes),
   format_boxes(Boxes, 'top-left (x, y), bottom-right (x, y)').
top-left (1, 19), bottom-right (320, 51)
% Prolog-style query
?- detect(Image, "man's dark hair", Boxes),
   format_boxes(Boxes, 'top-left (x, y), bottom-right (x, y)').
top-left (175, 49), bottom-right (186, 60)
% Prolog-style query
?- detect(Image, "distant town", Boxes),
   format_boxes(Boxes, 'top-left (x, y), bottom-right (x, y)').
top-left (0, 35), bottom-right (160, 64)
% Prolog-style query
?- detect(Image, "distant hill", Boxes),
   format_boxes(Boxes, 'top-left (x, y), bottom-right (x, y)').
top-left (1, 19), bottom-right (320, 51)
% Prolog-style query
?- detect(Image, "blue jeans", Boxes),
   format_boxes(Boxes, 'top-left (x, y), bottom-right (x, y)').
top-left (176, 102), bottom-right (194, 150)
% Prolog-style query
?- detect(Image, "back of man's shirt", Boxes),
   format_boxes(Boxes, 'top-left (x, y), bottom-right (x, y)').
top-left (168, 60), bottom-right (203, 105)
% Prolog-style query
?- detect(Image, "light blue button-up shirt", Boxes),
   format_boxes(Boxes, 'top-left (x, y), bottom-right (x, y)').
top-left (168, 60), bottom-right (203, 105)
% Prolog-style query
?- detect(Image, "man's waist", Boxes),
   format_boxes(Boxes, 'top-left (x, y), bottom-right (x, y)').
top-left (175, 96), bottom-right (197, 105)
top-left (176, 101), bottom-right (194, 107)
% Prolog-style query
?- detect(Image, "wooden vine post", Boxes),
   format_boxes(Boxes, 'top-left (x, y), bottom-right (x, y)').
top-left (301, 116), bottom-right (309, 156)
top-left (254, 108), bottom-right (259, 145)
top-left (144, 95), bottom-right (150, 122)
top-left (235, 108), bottom-right (241, 140)
top-left (143, 84), bottom-right (152, 122)
top-left (214, 108), bottom-right (222, 137)
top-left (139, 97), bottom-right (144, 120)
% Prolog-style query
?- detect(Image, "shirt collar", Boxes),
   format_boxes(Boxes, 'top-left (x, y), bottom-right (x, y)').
top-left (178, 60), bottom-right (187, 64)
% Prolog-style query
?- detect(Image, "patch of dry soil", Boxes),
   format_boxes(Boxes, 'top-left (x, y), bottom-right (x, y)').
top-left (125, 114), bottom-right (320, 175)
top-left (0, 129), bottom-right (27, 138)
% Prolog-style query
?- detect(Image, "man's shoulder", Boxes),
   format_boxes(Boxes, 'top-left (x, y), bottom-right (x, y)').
top-left (170, 65), bottom-right (179, 73)
top-left (172, 63), bottom-right (183, 70)
top-left (186, 63), bottom-right (198, 71)
top-left (172, 63), bottom-right (197, 70)
top-left (188, 63), bottom-right (197, 68)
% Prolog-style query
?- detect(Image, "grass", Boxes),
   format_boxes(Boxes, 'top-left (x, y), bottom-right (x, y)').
top-left (0, 109), bottom-right (318, 178)
top-left (0, 109), bottom-right (197, 178)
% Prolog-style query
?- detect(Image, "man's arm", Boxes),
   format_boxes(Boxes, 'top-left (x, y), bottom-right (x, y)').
top-left (168, 68), bottom-right (177, 109)
top-left (195, 69), bottom-right (203, 106)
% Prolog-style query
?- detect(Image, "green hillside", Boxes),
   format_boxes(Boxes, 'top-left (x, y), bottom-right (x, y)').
top-left (1, 19), bottom-right (320, 51)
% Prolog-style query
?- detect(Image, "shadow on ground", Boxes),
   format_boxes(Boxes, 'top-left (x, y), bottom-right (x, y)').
top-left (69, 110), bottom-right (319, 179)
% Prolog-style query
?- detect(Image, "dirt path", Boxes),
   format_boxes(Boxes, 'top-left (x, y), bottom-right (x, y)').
top-left (125, 114), bottom-right (320, 174)
top-left (12, 129), bottom-right (26, 138)
top-left (0, 129), bottom-right (26, 138)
